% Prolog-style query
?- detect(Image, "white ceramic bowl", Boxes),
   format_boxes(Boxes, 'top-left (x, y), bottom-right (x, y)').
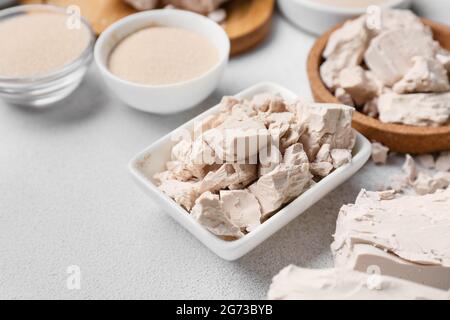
top-left (278, 0), bottom-right (412, 35)
top-left (128, 82), bottom-right (372, 261)
top-left (95, 9), bottom-right (230, 114)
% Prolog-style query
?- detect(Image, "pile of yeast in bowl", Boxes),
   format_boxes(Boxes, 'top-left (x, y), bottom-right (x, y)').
top-left (321, 9), bottom-right (450, 127)
top-left (0, 10), bottom-right (90, 78)
top-left (154, 94), bottom-right (356, 240)
top-left (108, 25), bottom-right (219, 86)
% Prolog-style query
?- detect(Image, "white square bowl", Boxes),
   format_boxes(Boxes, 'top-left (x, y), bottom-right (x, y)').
top-left (128, 82), bottom-right (372, 261)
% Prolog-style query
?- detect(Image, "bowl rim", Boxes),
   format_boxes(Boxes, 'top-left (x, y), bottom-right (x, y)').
top-left (307, 17), bottom-right (450, 140)
top-left (127, 82), bottom-right (372, 260)
top-left (0, 4), bottom-right (95, 84)
top-left (288, 0), bottom-right (410, 14)
top-left (94, 8), bottom-right (230, 90)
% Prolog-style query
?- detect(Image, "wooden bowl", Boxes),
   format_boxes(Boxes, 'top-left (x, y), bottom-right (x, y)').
top-left (307, 18), bottom-right (450, 154)
top-left (224, 0), bottom-right (274, 55)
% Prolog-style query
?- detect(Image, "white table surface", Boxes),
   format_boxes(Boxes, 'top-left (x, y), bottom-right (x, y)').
top-left (0, 12), bottom-right (406, 300)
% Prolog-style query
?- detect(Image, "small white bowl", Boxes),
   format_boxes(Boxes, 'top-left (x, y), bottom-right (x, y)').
top-left (95, 9), bottom-right (230, 114)
top-left (278, 0), bottom-right (412, 35)
top-left (128, 82), bottom-right (372, 261)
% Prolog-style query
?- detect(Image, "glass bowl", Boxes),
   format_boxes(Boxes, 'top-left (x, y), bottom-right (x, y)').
top-left (0, 4), bottom-right (95, 107)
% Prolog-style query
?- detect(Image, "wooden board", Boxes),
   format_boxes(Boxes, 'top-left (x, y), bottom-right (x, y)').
top-left (19, 0), bottom-right (275, 55)
top-left (224, 0), bottom-right (274, 55)
top-left (307, 18), bottom-right (450, 154)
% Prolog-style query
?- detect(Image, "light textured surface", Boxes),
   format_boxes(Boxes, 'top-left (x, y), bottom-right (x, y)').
top-left (0, 13), bottom-right (404, 300)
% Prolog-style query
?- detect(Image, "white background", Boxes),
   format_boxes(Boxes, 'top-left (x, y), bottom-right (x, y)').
top-left (0, 10), bottom-right (414, 299)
